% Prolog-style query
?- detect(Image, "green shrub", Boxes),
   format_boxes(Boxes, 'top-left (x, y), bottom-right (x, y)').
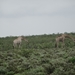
top-left (20, 49), bottom-right (33, 58)
top-left (6, 71), bottom-right (15, 75)
top-left (0, 66), bottom-right (7, 75)
top-left (68, 57), bottom-right (75, 63)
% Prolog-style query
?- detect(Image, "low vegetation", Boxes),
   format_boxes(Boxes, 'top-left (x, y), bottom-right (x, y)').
top-left (0, 33), bottom-right (75, 75)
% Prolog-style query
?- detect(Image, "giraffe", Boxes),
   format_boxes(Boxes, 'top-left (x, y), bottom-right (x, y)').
top-left (55, 34), bottom-right (75, 48)
top-left (13, 36), bottom-right (28, 48)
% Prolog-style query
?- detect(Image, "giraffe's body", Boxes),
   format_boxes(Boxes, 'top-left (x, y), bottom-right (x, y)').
top-left (13, 36), bottom-right (28, 48)
top-left (55, 34), bottom-right (75, 48)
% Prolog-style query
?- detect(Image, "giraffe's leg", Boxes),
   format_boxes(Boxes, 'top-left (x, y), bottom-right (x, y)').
top-left (19, 43), bottom-right (21, 48)
top-left (62, 40), bottom-right (65, 48)
top-left (56, 42), bottom-right (58, 48)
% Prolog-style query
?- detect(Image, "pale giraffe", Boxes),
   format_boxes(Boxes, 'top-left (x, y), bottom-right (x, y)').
top-left (13, 36), bottom-right (28, 48)
top-left (55, 34), bottom-right (75, 48)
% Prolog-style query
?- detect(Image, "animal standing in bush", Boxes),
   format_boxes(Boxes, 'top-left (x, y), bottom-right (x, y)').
top-left (13, 36), bottom-right (28, 48)
top-left (55, 34), bottom-right (75, 48)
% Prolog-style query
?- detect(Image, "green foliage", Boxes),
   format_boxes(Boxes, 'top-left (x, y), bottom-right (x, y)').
top-left (0, 66), bottom-right (7, 75)
top-left (0, 33), bottom-right (75, 75)
top-left (68, 57), bottom-right (75, 63)
top-left (6, 71), bottom-right (15, 75)
top-left (20, 49), bottom-right (33, 58)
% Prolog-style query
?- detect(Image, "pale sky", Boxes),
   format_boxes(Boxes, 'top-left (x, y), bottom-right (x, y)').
top-left (0, 0), bottom-right (75, 37)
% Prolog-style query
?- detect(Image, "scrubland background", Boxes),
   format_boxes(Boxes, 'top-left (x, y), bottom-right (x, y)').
top-left (0, 33), bottom-right (75, 75)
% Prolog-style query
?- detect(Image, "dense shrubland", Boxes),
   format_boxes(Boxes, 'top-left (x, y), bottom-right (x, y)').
top-left (0, 33), bottom-right (75, 75)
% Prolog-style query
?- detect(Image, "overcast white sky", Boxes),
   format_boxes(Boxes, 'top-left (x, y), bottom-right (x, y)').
top-left (0, 0), bottom-right (75, 37)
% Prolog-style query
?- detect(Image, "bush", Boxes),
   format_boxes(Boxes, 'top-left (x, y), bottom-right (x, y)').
top-left (68, 57), bottom-right (75, 63)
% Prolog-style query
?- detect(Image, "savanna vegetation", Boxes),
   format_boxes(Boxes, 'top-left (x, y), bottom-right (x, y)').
top-left (0, 32), bottom-right (75, 75)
